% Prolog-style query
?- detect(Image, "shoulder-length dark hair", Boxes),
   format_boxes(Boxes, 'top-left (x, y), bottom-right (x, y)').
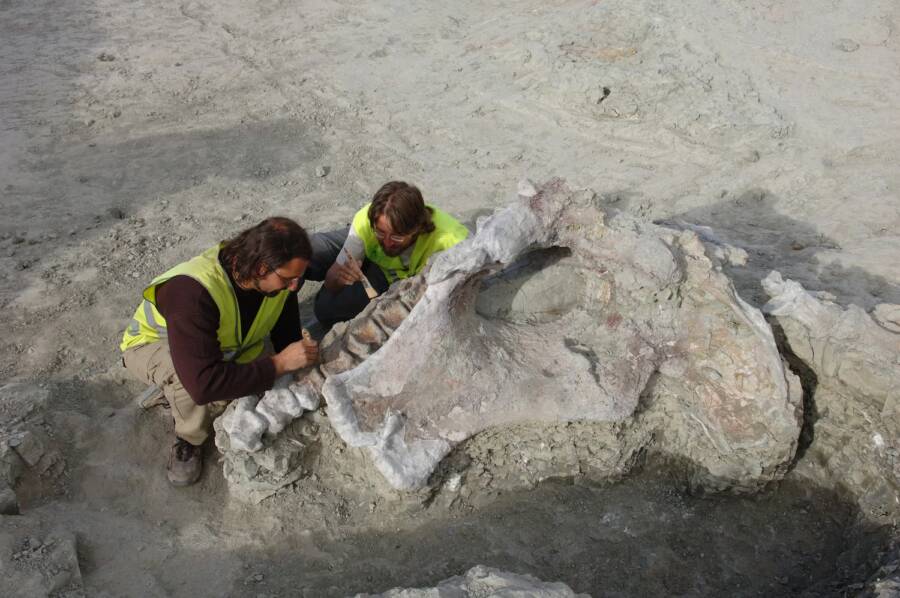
top-left (220, 216), bottom-right (311, 283)
top-left (368, 181), bottom-right (435, 235)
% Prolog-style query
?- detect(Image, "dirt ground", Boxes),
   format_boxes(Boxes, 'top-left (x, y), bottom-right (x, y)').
top-left (1, 0), bottom-right (898, 596)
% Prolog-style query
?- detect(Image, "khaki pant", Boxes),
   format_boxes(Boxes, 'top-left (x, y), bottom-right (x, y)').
top-left (122, 342), bottom-right (227, 446)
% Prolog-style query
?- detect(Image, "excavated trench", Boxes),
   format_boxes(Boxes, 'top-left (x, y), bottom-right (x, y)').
top-left (258, 363), bottom-right (894, 596)
top-left (237, 465), bottom-right (893, 597)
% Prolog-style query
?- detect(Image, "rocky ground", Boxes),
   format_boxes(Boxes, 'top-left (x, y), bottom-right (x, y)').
top-left (1, 0), bottom-right (898, 596)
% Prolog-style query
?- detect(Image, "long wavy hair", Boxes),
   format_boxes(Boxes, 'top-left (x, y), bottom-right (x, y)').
top-left (220, 216), bottom-right (312, 284)
top-left (368, 181), bottom-right (435, 235)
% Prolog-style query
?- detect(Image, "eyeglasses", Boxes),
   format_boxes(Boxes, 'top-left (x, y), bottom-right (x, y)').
top-left (374, 229), bottom-right (415, 244)
top-left (271, 269), bottom-right (303, 286)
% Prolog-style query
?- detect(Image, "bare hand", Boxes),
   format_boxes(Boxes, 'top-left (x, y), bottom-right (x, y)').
top-left (272, 339), bottom-right (319, 375)
top-left (324, 259), bottom-right (364, 291)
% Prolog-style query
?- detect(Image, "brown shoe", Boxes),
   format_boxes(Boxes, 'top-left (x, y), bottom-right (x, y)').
top-left (167, 438), bottom-right (202, 487)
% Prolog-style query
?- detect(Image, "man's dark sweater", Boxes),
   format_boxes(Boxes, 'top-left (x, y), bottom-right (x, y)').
top-left (154, 260), bottom-right (301, 405)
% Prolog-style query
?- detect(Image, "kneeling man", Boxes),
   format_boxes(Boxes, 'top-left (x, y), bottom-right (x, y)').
top-left (307, 181), bottom-right (469, 328)
top-left (120, 217), bottom-right (318, 487)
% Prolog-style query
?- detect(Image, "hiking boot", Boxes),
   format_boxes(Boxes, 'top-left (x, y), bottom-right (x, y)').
top-left (167, 438), bottom-right (202, 487)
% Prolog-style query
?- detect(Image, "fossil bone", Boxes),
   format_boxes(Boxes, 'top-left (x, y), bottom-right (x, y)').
top-left (318, 179), bottom-right (802, 490)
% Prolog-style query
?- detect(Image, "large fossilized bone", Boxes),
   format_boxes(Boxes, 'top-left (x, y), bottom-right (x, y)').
top-left (214, 274), bottom-right (427, 502)
top-left (321, 179), bottom-right (801, 490)
top-left (220, 275), bottom-right (426, 452)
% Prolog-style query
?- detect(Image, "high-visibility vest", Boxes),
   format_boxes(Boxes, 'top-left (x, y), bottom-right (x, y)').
top-left (352, 203), bottom-right (468, 283)
top-left (119, 245), bottom-right (290, 364)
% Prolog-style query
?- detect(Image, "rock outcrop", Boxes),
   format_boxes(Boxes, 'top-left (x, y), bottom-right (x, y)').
top-left (0, 530), bottom-right (84, 597)
top-left (763, 272), bottom-right (900, 521)
top-left (0, 384), bottom-right (66, 515)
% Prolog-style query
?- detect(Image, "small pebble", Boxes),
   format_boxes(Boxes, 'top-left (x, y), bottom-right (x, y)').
top-left (833, 38), bottom-right (860, 52)
top-left (315, 165), bottom-right (328, 177)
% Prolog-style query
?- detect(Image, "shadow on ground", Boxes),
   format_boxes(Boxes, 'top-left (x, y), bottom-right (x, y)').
top-left (4, 118), bottom-right (324, 237)
top-left (213, 468), bottom-right (890, 597)
top-left (653, 188), bottom-right (900, 310)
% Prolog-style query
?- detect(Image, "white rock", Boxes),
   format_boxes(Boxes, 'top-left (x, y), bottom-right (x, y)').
top-left (354, 565), bottom-right (589, 597)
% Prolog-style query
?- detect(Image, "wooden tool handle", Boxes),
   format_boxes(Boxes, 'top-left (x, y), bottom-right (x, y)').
top-left (344, 248), bottom-right (380, 299)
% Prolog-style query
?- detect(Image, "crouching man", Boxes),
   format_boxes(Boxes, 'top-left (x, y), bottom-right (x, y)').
top-left (120, 217), bottom-right (318, 487)
top-left (305, 181), bottom-right (469, 329)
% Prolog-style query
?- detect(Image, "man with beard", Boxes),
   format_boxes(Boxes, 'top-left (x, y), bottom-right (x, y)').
top-left (120, 217), bottom-right (319, 487)
top-left (307, 180), bottom-right (469, 329)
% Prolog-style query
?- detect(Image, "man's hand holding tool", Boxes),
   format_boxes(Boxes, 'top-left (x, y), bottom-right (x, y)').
top-left (343, 249), bottom-right (379, 299)
top-left (272, 329), bottom-right (319, 375)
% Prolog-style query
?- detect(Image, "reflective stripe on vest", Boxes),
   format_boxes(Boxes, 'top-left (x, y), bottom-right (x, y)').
top-left (352, 203), bottom-right (469, 283)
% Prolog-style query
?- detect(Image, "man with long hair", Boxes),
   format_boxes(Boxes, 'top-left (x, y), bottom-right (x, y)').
top-left (306, 181), bottom-right (469, 328)
top-left (120, 217), bottom-right (318, 487)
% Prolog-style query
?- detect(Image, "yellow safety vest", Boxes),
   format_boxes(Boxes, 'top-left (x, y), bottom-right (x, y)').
top-left (119, 245), bottom-right (290, 364)
top-left (352, 203), bottom-right (469, 283)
